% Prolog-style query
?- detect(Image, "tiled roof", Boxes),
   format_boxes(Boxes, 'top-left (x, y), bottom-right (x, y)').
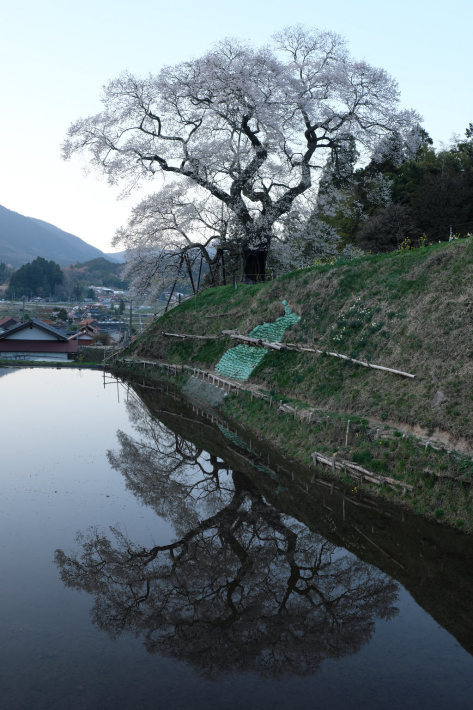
top-left (67, 329), bottom-right (94, 341)
top-left (0, 319), bottom-right (69, 341)
top-left (0, 317), bottom-right (19, 327)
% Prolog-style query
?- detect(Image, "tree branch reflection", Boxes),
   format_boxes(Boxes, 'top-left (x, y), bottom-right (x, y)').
top-left (55, 396), bottom-right (398, 677)
top-left (108, 396), bottom-right (233, 535)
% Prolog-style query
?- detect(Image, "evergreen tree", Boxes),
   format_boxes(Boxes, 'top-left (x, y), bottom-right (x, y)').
top-left (6, 257), bottom-right (63, 299)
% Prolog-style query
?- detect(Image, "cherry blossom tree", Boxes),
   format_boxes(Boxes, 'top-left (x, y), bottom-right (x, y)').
top-left (64, 26), bottom-right (418, 283)
top-left (116, 184), bottom-right (238, 295)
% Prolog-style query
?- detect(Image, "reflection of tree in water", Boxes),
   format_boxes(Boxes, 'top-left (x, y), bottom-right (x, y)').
top-left (55, 397), bottom-right (398, 677)
top-left (108, 397), bottom-right (234, 537)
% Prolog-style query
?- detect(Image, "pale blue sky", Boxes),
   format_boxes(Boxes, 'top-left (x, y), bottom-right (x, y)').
top-left (1, 0), bottom-right (472, 252)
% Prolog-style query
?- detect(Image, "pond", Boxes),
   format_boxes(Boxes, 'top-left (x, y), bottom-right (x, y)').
top-left (0, 367), bottom-right (472, 709)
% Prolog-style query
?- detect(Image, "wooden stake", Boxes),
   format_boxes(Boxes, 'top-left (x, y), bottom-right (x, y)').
top-left (227, 333), bottom-right (415, 378)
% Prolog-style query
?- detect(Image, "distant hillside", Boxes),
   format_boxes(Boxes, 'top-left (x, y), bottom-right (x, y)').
top-left (0, 204), bottom-right (107, 267)
top-left (105, 251), bottom-right (127, 263)
top-left (66, 257), bottom-right (128, 289)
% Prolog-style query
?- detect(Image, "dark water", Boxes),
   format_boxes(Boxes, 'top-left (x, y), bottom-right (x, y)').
top-left (0, 368), bottom-right (472, 709)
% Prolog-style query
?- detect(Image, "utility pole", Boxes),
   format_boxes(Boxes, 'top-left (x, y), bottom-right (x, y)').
top-left (129, 300), bottom-right (133, 340)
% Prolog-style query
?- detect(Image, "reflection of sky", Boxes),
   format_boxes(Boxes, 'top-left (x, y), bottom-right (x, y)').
top-left (0, 366), bottom-right (20, 379)
top-left (0, 369), bottom-right (175, 554)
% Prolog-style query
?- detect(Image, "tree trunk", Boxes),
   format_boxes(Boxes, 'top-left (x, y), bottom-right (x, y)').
top-left (242, 247), bottom-right (268, 283)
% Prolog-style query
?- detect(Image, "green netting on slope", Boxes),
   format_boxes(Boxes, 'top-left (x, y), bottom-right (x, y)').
top-left (248, 300), bottom-right (300, 342)
top-left (218, 425), bottom-right (276, 478)
top-left (215, 344), bottom-right (269, 381)
top-left (215, 300), bottom-right (300, 381)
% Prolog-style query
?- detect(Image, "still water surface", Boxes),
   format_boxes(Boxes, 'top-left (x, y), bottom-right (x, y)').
top-left (0, 368), bottom-right (472, 709)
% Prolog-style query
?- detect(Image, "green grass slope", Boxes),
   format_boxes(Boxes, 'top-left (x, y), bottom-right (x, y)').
top-left (133, 237), bottom-right (473, 450)
top-left (119, 237), bottom-right (473, 530)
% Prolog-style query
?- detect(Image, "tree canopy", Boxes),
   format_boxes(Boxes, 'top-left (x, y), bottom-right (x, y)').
top-left (314, 124), bottom-right (473, 252)
top-left (6, 256), bottom-right (63, 299)
top-left (64, 26), bottom-right (416, 285)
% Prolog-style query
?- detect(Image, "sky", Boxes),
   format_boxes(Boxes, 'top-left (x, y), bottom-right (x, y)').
top-left (1, 0), bottom-right (472, 253)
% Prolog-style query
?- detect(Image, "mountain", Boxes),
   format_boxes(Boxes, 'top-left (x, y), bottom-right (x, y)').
top-left (0, 204), bottom-right (107, 267)
top-left (105, 251), bottom-right (127, 263)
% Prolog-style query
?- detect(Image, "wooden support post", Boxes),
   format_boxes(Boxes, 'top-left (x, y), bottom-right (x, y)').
top-left (165, 257), bottom-right (183, 312)
top-left (221, 248), bottom-right (227, 285)
top-left (185, 253), bottom-right (196, 295)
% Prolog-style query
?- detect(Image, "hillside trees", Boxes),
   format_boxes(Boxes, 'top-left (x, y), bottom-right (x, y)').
top-left (64, 26), bottom-right (416, 285)
top-left (316, 125), bottom-right (473, 252)
top-left (390, 127), bottom-right (473, 242)
top-left (66, 257), bottom-right (129, 291)
top-left (6, 257), bottom-right (63, 299)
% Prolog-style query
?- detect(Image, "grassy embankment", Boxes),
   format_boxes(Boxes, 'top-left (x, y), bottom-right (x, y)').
top-left (124, 237), bottom-right (473, 530)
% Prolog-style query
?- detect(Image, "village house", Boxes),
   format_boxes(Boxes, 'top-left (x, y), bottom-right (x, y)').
top-left (0, 319), bottom-right (78, 360)
top-left (0, 317), bottom-right (20, 332)
top-left (67, 324), bottom-right (96, 346)
top-left (79, 317), bottom-right (99, 330)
